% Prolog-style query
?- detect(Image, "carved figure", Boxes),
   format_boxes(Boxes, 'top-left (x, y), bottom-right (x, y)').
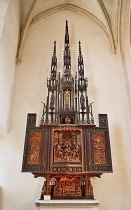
top-left (51, 66), bottom-right (56, 79)
top-left (50, 92), bottom-right (55, 110)
top-left (54, 140), bottom-right (81, 162)
top-left (64, 89), bottom-right (70, 108)
top-left (80, 93), bottom-right (85, 110)
top-left (79, 66), bottom-right (84, 78)
top-left (65, 115), bottom-right (71, 124)
top-left (54, 176), bottom-right (82, 196)
top-left (28, 144), bottom-right (40, 164)
top-left (88, 179), bottom-right (93, 195)
top-left (27, 132), bottom-right (42, 165)
top-left (93, 132), bottom-right (107, 165)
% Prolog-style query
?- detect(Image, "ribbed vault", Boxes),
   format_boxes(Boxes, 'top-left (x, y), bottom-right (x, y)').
top-left (17, 0), bottom-right (117, 61)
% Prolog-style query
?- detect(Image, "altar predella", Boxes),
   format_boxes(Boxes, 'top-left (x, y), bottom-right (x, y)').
top-left (22, 21), bottom-right (112, 199)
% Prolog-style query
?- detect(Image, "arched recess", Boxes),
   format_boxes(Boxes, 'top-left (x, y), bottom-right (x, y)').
top-left (0, 0), bottom-right (9, 37)
top-left (17, 3), bottom-right (116, 61)
top-left (116, 0), bottom-right (131, 165)
top-left (0, 0), bottom-right (19, 135)
top-left (118, 0), bottom-right (131, 112)
top-left (97, 0), bottom-right (115, 51)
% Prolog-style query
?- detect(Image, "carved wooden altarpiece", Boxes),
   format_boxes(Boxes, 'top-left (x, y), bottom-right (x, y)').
top-left (22, 21), bottom-right (112, 200)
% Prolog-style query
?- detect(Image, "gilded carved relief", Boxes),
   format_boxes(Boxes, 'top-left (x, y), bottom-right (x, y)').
top-left (64, 89), bottom-right (70, 110)
top-left (27, 131), bottom-right (42, 165)
top-left (93, 132), bottom-right (107, 165)
top-left (53, 130), bottom-right (82, 162)
top-left (40, 175), bottom-right (94, 198)
top-left (54, 176), bottom-right (81, 196)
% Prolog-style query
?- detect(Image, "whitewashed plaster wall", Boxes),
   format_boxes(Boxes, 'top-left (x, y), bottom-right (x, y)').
top-left (0, 0), bottom-right (19, 135)
top-left (0, 10), bottom-right (131, 210)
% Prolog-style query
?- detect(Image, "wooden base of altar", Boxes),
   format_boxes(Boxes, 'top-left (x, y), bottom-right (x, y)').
top-left (35, 199), bottom-right (100, 210)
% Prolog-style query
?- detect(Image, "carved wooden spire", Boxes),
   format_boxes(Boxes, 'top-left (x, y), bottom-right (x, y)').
top-left (78, 41), bottom-right (87, 93)
top-left (63, 20), bottom-right (71, 77)
top-left (65, 20), bottom-right (69, 44)
top-left (78, 41), bottom-right (84, 79)
top-left (41, 21), bottom-right (94, 125)
top-left (51, 41), bottom-right (57, 80)
top-left (47, 41), bottom-right (57, 91)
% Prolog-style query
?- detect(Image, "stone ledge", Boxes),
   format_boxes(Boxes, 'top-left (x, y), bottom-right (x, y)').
top-left (35, 199), bottom-right (100, 208)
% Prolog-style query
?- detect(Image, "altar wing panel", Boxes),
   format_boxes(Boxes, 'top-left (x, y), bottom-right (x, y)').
top-left (87, 127), bottom-right (112, 173)
top-left (22, 127), bottom-right (45, 172)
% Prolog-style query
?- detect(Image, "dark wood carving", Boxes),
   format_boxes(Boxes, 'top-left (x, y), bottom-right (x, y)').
top-left (99, 114), bottom-right (108, 128)
top-left (27, 113), bottom-right (36, 127)
top-left (22, 21), bottom-right (113, 200)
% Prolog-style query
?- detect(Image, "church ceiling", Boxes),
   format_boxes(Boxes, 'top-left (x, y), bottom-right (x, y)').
top-left (17, 0), bottom-right (130, 61)
top-left (102, 0), bottom-right (112, 18)
top-left (20, 0), bottom-right (112, 27)
top-left (21, 0), bottom-right (33, 26)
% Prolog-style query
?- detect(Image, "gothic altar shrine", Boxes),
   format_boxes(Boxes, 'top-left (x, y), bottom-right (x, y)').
top-left (22, 21), bottom-right (112, 200)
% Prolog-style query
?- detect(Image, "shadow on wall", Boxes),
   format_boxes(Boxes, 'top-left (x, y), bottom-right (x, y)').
top-left (34, 177), bottom-right (45, 201)
top-left (19, 177), bottom-right (44, 210)
top-left (0, 187), bottom-right (3, 210)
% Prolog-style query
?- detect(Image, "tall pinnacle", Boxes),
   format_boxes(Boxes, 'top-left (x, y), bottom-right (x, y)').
top-left (78, 41), bottom-right (84, 79)
top-left (52, 41), bottom-right (57, 66)
top-left (50, 41), bottom-right (57, 80)
top-left (65, 20), bottom-right (69, 44)
top-left (78, 41), bottom-right (83, 66)
top-left (64, 20), bottom-right (71, 77)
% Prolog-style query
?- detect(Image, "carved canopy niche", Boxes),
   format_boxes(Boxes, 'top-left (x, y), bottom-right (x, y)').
top-left (53, 129), bottom-right (82, 163)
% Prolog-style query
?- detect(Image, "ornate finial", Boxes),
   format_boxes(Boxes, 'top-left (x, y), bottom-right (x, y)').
top-left (65, 20), bottom-right (69, 44)
top-left (53, 41), bottom-right (56, 56)
top-left (52, 41), bottom-right (57, 66)
top-left (78, 41), bottom-right (83, 65)
top-left (49, 41), bottom-right (57, 87)
top-left (78, 41), bottom-right (84, 79)
top-left (63, 21), bottom-right (71, 77)
top-left (78, 41), bottom-right (81, 55)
